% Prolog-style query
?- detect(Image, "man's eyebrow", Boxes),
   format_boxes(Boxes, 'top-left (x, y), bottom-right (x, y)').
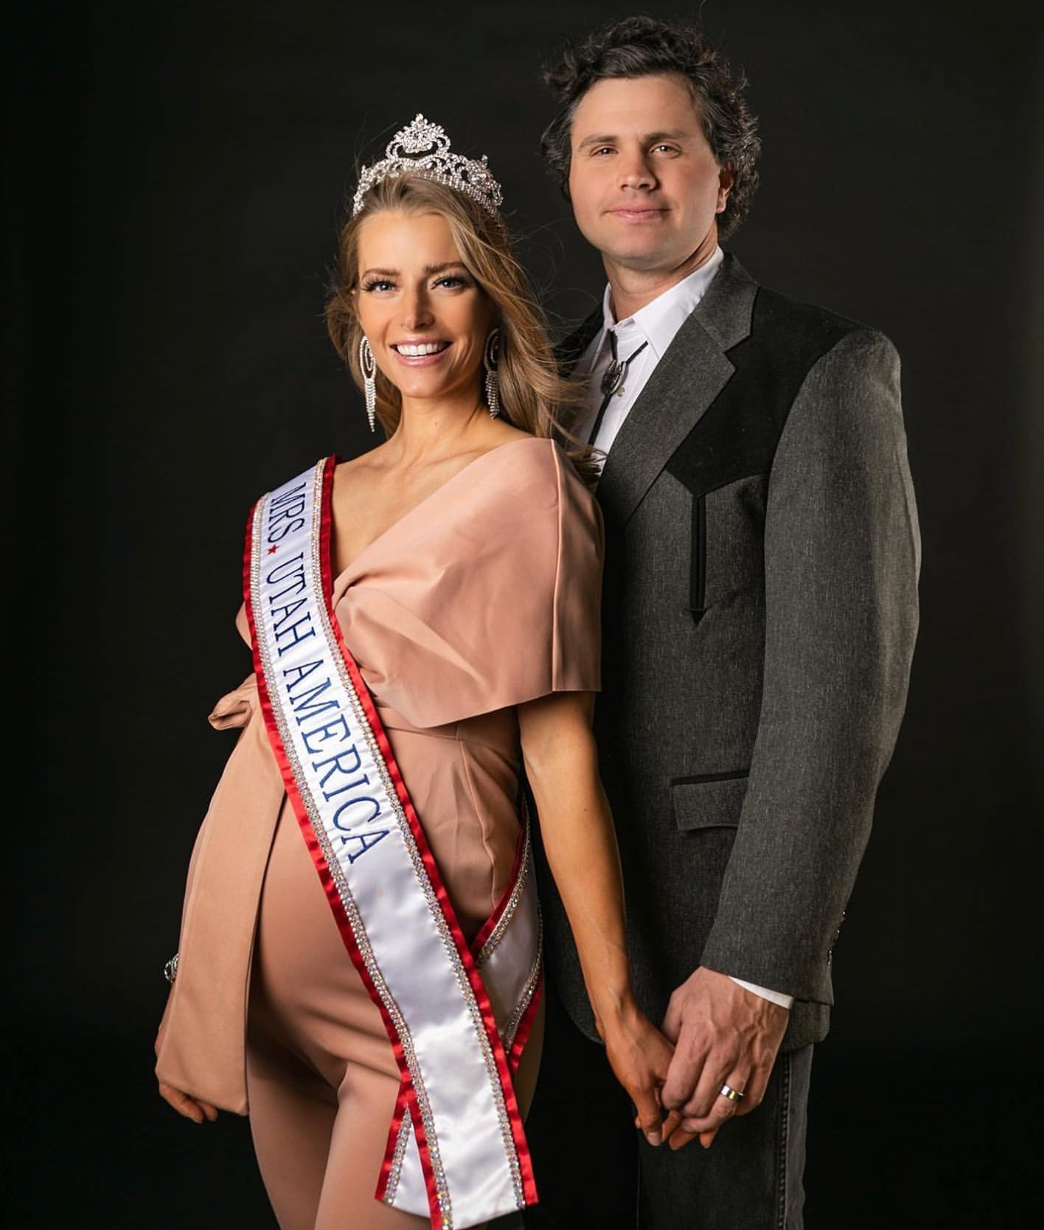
top-left (577, 133), bottom-right (618, 151)
top-left (576, 129), bottom-right (695, 150)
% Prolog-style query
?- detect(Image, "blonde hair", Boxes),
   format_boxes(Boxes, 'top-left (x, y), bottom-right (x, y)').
top-left (324, 174), bottom-right (596, 480)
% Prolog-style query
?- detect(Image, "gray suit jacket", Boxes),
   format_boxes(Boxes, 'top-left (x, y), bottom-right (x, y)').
top-left (536, 252), bottom-right (921, 1052)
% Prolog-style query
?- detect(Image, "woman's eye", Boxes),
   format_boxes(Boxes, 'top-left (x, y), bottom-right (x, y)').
top-left (362, 279), bottom-right (393, 292)
top-left (435, 275), bottom-right (467, 289)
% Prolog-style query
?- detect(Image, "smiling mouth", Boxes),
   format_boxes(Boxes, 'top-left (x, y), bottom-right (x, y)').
top-left (610, 207), bottom-right (666, 218)
top-left (391, 341), bottom-right (451, 356)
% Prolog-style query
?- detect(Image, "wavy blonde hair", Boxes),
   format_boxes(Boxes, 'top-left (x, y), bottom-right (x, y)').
top-left (324, 174), bottom-right (596, 479)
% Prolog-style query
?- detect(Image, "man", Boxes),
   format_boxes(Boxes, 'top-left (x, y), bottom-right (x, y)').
top-left (523, 16), bottom-right (920, 1229)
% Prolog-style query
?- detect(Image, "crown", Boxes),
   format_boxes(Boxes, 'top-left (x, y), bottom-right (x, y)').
top-left (352, 114), bottom-right (504, 218)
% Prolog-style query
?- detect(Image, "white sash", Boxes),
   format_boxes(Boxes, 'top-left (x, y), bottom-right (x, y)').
top-left (244, 457), bottom-right (541, 1229)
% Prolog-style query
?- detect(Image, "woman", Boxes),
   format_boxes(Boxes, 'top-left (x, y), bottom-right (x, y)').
top-left (154, 115), bottom-right (679, 1230)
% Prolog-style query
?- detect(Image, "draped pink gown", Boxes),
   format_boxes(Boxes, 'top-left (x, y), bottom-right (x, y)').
top-left (154, 437), bottom-right (604, 1229)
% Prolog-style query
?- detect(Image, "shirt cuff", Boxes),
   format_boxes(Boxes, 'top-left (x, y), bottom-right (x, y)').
top-left (728, 976), bottom-right (794, 1010)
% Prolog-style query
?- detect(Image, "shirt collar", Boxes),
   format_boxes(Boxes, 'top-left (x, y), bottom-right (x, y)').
top-left (597, 244), bottom-right (725, 361)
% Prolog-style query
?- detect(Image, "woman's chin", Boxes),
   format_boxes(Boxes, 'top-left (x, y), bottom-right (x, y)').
top-left (391, 373), bottom-right (475, 405)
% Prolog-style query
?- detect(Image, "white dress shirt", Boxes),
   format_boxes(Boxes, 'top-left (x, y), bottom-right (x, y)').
top-left (578, 245), bottom-right (725, 461)
top-left (576, 245), bottom-right (794, 1012)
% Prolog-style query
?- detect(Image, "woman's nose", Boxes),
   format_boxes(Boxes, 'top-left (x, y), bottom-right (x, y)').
top-left (400, 288), bottom-right (434, 331)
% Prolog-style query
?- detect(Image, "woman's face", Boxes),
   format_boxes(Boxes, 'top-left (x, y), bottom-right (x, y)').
top-left (355, 210), bottom-right (493, 407)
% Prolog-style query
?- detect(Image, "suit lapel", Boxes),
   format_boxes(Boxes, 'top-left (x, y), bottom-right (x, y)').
top-left (597, 253), bottom-right (759, 526)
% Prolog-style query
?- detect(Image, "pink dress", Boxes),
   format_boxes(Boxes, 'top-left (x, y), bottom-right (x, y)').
top-left (155, 437), bottom-right (603, 1229)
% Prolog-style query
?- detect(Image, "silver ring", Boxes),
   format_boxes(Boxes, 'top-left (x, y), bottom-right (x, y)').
top-left (719, 1083), bottom-right (745, 1103)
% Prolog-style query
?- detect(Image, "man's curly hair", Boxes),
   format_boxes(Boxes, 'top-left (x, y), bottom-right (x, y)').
top-left (540, 15), bottom-right (761, 241)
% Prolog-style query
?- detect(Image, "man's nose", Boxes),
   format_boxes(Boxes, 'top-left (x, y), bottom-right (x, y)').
top-left (619, 150), bottom-right (656, 191)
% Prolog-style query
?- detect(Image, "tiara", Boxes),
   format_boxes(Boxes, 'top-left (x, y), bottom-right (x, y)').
top-left (352, 114), bottom-right (504, 218)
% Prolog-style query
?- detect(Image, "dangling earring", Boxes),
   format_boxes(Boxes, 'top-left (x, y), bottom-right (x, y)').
top-left (359, 335), bottom-right (377, 432)
top-left (483, 328), bottom-right (501, 419)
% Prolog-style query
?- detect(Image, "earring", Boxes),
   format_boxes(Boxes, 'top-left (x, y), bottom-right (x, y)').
top-left (359, 335), bottom-right (377, 432)
top-left (483, 328), bottom-right (501, 419)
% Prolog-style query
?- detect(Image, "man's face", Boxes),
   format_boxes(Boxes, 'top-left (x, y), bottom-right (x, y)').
top-left (567, 73), bottom-right (731, 274)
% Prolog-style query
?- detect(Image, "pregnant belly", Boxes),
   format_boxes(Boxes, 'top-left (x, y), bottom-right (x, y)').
top-left (248, 721), bottom-right (523, 1076)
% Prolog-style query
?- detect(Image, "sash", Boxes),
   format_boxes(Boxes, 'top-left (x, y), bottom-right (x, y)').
top-left (244, 457), bottom-right (542, 1229)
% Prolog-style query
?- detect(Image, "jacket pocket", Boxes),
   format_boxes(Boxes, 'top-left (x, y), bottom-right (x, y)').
top-left (670, 771), bottom-right (749, 831)
top-left (687, 493), bottom-right (707, 624)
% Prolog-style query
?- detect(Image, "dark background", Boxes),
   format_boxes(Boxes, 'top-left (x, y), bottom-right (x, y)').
top-left (5, 1), bottom-right (1043, 1225)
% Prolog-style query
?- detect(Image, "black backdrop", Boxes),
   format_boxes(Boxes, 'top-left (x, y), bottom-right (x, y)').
top-left (6, 1), bottom-right (1043, 1226)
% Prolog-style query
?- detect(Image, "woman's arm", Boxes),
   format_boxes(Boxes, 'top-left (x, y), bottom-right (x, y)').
top-left (155, 672), bottom-right (257, 1124)
top-left (518, 690), bottom-right (678, 1146)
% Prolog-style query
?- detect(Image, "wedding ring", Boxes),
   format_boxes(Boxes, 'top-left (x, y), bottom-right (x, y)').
top-left (719, 1083), bottom-right (745, 1103)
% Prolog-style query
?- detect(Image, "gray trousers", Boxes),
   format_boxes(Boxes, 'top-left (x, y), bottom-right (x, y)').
top-left (520, 983), bottom-right (813, 1230)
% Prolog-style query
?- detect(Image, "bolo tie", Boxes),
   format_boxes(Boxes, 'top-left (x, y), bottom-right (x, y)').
top-left (587, 329), bottom-right (650, 445)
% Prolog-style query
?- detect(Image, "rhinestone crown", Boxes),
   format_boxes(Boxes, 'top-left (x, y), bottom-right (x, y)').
top-left (352, 114), bottom-right (503, 218)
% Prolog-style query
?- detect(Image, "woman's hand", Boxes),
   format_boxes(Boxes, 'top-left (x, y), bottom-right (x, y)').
top-left (155, 1011), bottom-right (218, 1124)
top-left (600, 1001), bottom-right (684, 1147)
top-left (157, 1080), bottom-right (219, 1124)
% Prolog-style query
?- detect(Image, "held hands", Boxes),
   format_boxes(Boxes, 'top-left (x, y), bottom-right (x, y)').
top-left (657, 966), bottom-right (789, 1151)
top-left (599, 1001), bottom-right (685, 1148)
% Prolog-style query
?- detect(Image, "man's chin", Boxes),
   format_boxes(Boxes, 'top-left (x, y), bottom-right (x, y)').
top-left (576, 220), bottom-right (687, 272)
top-left (602, 244), bottom-right (679, 272)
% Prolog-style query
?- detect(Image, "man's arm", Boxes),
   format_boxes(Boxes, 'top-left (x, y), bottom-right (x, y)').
top-left (702, 326), bottom-right (920, 991)
top-left (661, 326), bottom-right (921, 1138)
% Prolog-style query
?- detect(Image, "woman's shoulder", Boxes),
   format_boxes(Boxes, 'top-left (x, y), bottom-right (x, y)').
top-left (463, 435), bottom-right (601, 551)
top-left (478, 433), bottom-right (595, 504)
top-left (468, 435), bottom-right (602, 569)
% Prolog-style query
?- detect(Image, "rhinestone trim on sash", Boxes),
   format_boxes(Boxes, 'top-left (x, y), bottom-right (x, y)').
top-left (245, 459), bottom-right (540, 1228)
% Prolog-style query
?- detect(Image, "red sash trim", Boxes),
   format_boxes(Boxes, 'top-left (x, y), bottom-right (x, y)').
top-left (244, 457), bottom-right (538, 1223)
top-left (243, 474), bottom-right (439, 1219)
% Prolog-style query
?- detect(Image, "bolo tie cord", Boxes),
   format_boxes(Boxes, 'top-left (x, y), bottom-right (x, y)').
top-left (587, 330), bottom-right (650, 445)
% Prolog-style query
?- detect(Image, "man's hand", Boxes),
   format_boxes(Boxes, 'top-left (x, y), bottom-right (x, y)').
top-left (659, 967), bottom-right (789, 1150)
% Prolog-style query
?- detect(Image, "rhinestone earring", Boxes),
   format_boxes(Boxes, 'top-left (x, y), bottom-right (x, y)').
top-left (359, 334), bottom-right (377, 432)
top-left (483, 328), bottom-right (501, 419)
